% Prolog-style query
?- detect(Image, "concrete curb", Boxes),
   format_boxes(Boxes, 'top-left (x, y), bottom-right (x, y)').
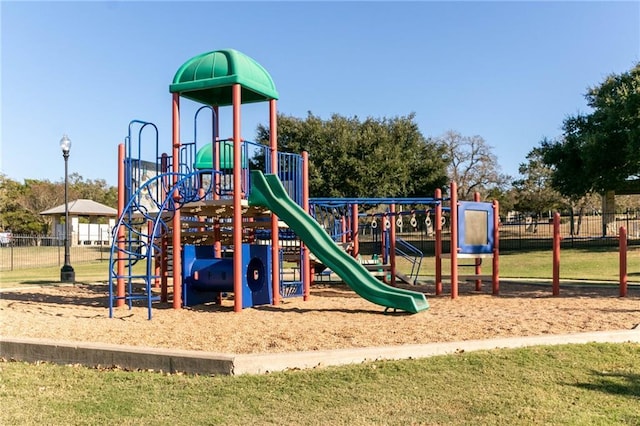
top-left (0, 338), bottom-right (235, 375)
top-left (2, 329), bottom-right (639, 375)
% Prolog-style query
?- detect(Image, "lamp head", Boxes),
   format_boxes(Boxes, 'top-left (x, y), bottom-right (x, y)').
top-left (59, 134), bottom-right (71, 154)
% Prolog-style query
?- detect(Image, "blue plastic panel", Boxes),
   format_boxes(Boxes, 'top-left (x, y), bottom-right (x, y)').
top-left (457, 201), bottom-right (494, 254)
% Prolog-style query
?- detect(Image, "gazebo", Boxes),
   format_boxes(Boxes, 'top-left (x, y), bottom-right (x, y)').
top-left (40, 199), bottom-right (117, 246)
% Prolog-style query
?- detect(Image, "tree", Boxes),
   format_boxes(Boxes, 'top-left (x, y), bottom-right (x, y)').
top-left (19, 179), bottom-right (62, 234)
top-left (0, 176), bottom-right (49, 234)
top-left (255, 112), bottom-right (448, 198)
top-left (0, 174), bottom-right (117, 234)
top-left (511, 148), bottom-right (567, 232)
top-left (69, 173), bottom-right (117, 207)
top-left (0, 174), bottom-right (24, 231)
top-left (485, 186), bottom-right (517, 219)
top-left (513, 147), bottom-right (566, 216)
top-left (437, 130), bottom-right (510, 200)
top-left (540, 63), bottom-right (640, 197)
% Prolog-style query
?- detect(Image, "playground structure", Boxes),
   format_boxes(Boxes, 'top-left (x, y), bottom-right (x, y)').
top-left (108, 49), bottom-right (312, 319)
top-left (108, 49), bottom-right (501, 319)
top-left (307, 182), bottom-right (500, 298)
top-left (551, 213), bottom-right (631, 297)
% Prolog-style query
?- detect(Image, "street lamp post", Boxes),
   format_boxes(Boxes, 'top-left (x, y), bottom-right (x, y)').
top-left (60, 134), bottom-right (75, 282)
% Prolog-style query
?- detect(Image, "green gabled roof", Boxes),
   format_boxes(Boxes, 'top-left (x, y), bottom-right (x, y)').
top-left (170, 49), bottom-right (278, 106)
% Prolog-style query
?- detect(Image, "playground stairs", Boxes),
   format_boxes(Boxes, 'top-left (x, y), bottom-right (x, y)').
top-left (395, 271), bottom-right (416, 285)
top-left (109, 180), bottom-right (306, 319)
top-left (108, 169), bottom-right (203, 319)
top-left (394, 237), bottom-right (424, 285)
top-left (108, 232), bottom-right (162, 320)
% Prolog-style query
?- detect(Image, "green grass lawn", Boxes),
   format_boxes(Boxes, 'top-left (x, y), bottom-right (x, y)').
top-left (1, 343), bottom-right (638, 425)
top-left (0, 261), bottom-right (144, 288)
top-left (408, 246), bottom-right (639, 283)
top-left (2, 249), bottom-right (638, 424)
top-left (1, 246), bottom-right (638, 289)
top-left (495, 246), bottom-right (638, 282)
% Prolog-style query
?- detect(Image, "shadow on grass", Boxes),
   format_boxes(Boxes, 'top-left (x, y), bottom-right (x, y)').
top-left (17, 280), bottom-right (61, 285)
top-left (572, 370), bottom-right (640, 399)
top-left (30, 279), bottom-right (109, 286)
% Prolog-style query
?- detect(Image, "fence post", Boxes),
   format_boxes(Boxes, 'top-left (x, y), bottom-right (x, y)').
top-left (553, 212), bottom-right (560, 296)
top-left (620, 226), bottom-right (627, 297)
top-left (569, 208), bottom-right (574, 247)
top-left (626, 210), bottom-right (629, 238)
top-left (518, 218), bottom-right (522, 250)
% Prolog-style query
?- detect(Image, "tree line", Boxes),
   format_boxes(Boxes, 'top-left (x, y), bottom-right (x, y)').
top-left (2, 63), bottom-right (637, 235)
top-left (0, 174), bottom-right (116, 235)
top-left (516, 62), bottom-right (639, 225)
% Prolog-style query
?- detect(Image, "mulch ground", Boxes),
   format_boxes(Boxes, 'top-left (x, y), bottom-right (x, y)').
top-left (1, 281), bottom-right (638, 354)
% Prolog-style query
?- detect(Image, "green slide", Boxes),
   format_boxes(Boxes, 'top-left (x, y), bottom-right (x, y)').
top-left (248, 171), bottom-right (429, 314)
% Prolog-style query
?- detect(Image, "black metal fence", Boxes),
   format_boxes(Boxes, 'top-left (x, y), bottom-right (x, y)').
top-left (1, 211), bottom-right (638, 271)
top-left (0, 234), bottom-right (111, 271)
top-left (356, 210), bottom-right (640, 256)
top-left (498, 212), bottom-right (640, 251)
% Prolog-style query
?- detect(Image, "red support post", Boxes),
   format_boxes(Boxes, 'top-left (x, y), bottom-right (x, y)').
top-left (116, 143), bottom-right (125, 307)
top-left (620, 226), bottom-right (628, 297)
top-left (492, 200), bottom-right (500, 295)
top-left (160, 153), bottom-right (169, 302)
top-left (147, 220), bottom-right (159, 289)
top-left (352, 203), bottom-right (359, 258)
top-left (450, 182), bottom-right (458, 299)
top-left (213, 106), bottom-right (222, 259)
top-left (435, 188), bottom-right (442, 295)
top-left (390, 203), bottom-right (397, 286)
top-left (171, 93), bottom-right (182, 309)
top-left (232, 84), bottom-right (242, 312)
top-left (552, 212), bottom-right (560, 296)
top-left (381, 214), bottom-right (387, 266)
top-left (302, 151), bottom-right (310, 301)
top-left (160, 234), bottom-right (168, 303)
top-left (269, 99), bottom-right (281, 305)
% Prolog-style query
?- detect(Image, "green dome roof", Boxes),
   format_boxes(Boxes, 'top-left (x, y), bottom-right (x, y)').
top-left (195, 142), bottom-right (247, 170)
top-left (170, 49), bottom-right (278, 106)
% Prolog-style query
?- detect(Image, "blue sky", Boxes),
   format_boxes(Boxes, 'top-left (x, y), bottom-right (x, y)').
top-left (1, 1), bottom-right (638, 187)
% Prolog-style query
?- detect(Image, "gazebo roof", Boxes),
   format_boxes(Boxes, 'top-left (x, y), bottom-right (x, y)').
top-left (40, 199), bottom-right (117, 217)
top-left (169, 49), bottom-right (278, 106)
